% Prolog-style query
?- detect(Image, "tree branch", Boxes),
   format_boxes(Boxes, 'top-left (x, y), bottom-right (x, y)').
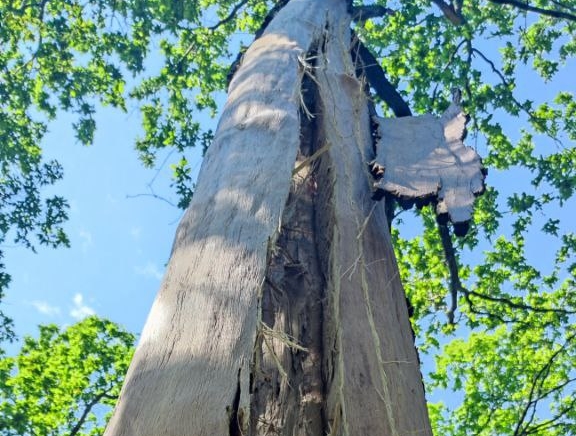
top-left (470, 46), bottom-right (562, 145)
top-left (351, 4), bottom-right (395, 21)
top-left (513, 333), bottom-right (576, 435)
top-left (350, 34), bottom-right (412, 117)
top-left (488, 0), bottom-right (576, 22)
top-left (464, 288), bottom-right (576, 316)
top-left (430, 0), bottom-right (466, 25)
top-left (208, 0), bottom-right (249, 30)
top-left (431, 39), bottom-right (468, 104)
top-left (69, 389), bottom-right (118, 436)
top-left (438, 222), bottom-right (461, 324)
top-left (549, 0), bottom-right (576, 14)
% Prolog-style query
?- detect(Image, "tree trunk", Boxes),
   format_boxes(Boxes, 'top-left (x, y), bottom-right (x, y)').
top-left (104, 0), bottom-right (432, 435)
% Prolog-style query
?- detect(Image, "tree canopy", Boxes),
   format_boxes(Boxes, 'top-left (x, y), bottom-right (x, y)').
top-left (1, 0), bottom-right (575, 434)
top-left (0, 316), bottom-right (135, 436)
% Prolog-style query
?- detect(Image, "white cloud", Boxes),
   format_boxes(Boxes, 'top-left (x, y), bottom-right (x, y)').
top-left (70, 293), bottom-right (96, 320)
top-left (78, 229), bottom-right (93, 252)
top-left (30, 300), bottom-right (61, 317)
top-left (134, 262), bottom-right (164, 281)
top-left (106, 194), bottom-right (119, 204)
top-left (130, 226), bottom-right (142, 240)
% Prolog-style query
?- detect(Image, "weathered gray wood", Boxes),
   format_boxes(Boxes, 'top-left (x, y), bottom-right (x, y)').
top-left (372, 102), bottom-right (485, 224)
top-left (105, 0), bottom-right (434, 435)
top-left (104, 1), bottom-right (331, 435)
top-left (314, 4), bottom-right (433, 435)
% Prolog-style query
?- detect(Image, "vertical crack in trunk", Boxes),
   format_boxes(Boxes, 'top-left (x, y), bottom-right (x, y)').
top-left (250, 45), bottom-right (330, 436)
top-left (228, 368), bottom-right (243, 436)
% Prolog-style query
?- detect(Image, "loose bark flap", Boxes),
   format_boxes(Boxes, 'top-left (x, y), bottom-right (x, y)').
top-left (371, 102), bottom-right (485, 225)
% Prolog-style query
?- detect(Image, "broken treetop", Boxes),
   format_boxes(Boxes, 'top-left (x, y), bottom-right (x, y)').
top-left (371, 101), bottom-right (486, 226)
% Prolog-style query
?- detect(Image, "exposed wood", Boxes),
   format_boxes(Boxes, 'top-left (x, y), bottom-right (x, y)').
top-left (372, 102), bottom-right (485, 227)
top-left (249, 85), bottom-right (327, 433)
top-left (105, 0), bottom-right (434, 435)
top-left (314, 6), bottom-right (432, 434)
top-left (104, 1), bottom-right (331, 434)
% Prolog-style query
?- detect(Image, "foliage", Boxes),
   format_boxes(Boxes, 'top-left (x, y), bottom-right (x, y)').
top-left (0, 0), bottom-right (575, 434)
top-left (0, 316), bottom-right (135, 436)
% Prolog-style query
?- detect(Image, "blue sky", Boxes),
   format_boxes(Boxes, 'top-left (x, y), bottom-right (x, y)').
top-left (2, 104), bottom-right (207, 350)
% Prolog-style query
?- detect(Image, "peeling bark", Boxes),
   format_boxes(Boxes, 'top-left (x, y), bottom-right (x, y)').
top-left (371, 102), bottom-right (485, 228)
top-left (104, 1), bottom-right (432, 435)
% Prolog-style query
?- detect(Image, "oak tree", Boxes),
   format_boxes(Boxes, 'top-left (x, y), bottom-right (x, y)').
top-left (1, 0), bottom-right (575, 434)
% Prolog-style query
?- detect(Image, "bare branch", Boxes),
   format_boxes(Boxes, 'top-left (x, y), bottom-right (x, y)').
top-left (470, 46), bottom-right (562, 145)
top-left (126, 192), bottom-right (177, 208)
top-left (488, 0), bottom-right (576, 22)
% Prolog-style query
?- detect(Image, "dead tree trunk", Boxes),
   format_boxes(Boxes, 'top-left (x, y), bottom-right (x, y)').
top-left (104, 0), bottom-right (432, 434)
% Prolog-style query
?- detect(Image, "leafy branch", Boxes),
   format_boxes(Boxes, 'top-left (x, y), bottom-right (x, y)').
top-left (430, 0), bottom-right (466, 25)
top-left (438, 220), bottom-right (575, 325)
top-left (513, 332), bottom-right (576, 435)
top-left (430, 0), bottom-right (576, 23)
top-left (488, 0), bottom-right (576, 22)
top-left (470, 46), bottom-right (559, 142)
top-left (69, 388), bottom-right (118, 436)
top-left (208, 0), bottom-right (250, 30)
top-left (351, 4), bottom-right (396, 21)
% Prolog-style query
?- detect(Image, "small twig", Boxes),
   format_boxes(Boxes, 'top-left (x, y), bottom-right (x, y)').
top-left (431, 39), bottom-right (468, 104)
top-left (471, 46), bottom-right (548, 130)
top-left (126, 192), bottom-right (177, 208)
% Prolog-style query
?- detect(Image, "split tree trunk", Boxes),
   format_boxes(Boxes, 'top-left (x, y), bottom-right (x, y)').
top-left (105, 0), bottom-right (432, 434)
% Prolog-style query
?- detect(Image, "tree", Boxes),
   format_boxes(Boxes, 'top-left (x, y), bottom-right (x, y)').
top-left (1, 0), bottom-right (575, 435)
top-left (0, 316), bottom-right (135, 436)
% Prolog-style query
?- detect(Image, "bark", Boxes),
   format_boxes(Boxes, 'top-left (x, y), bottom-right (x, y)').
top-left (104, 0), bottom-right (432, 435)
top-left (372, 102), bottom-right (485, 227)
